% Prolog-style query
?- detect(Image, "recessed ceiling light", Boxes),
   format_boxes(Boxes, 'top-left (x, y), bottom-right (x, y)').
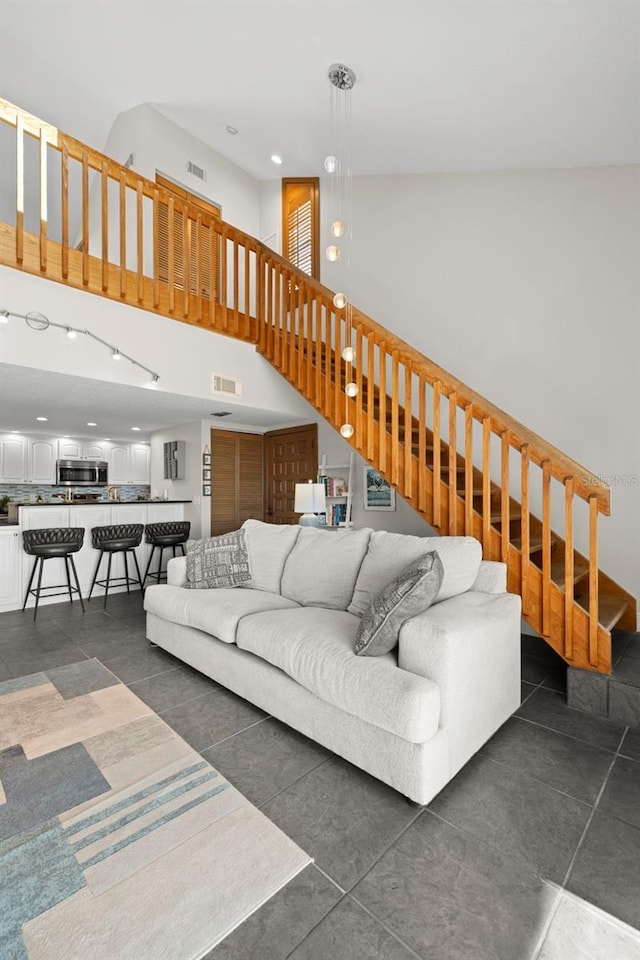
top-left (87, 421), bottom-right (97, 427)
top-left (270, 154), bottom-right (283, 165)
top-left (62, 435), bottom-right (70, 438)
top-left (11, 429), bottom-right (20, 433)
top-left (36, 416), bottom-right (48, 421)
top-left (103, 437), bottom-right (111, 441)
top-left (131, 426), bottom-right (141, 431)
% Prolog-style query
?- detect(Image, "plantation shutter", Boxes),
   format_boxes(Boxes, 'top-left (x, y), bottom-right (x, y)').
top-left (156, 174), bottom-right (220, 301)
top-left (282, 178), bottom-right (319, 280)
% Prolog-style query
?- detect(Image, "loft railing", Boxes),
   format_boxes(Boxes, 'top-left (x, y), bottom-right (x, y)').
top-left (0, 98), bottom-right (635, 673)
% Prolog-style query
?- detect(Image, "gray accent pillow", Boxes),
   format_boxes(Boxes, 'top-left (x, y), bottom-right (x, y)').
top-left (355, 551), bottom-right (444, 657)
top-left (185, 530), bottom-right (252, 589)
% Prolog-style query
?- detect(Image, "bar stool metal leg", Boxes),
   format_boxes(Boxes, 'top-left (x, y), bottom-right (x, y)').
top-left (103, 553), bottom-right (113, 609)
top-left (69, 555), bottom-right (86, 613)
top-left (63, 556), bottom-right (74, 604)
top-left (130, 549), bottom-right (143, 590)
top-left (33, 556), bottom-right (45, 622)
top-left (23, 558), bottom-right (38, 611)
top-left (155, 546), bottom-right (165, 586)
top-left (88, 551), bottom-right (103, 600)
top-left (123, 550), bottom-right (130, 593)
top-left (142, 545), bottom-right (156, 590)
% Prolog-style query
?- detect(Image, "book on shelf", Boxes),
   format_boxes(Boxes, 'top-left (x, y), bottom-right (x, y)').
top-left (316, 475), bottom-right (348, 497)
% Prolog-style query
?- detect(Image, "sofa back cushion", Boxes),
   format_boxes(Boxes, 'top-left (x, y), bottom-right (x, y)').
top-left (348, 532), bottom-right (482, 617)
top-left (280, 527), bottom-right (372, 610)
top-left (241, 519), bottom-right (300, 594)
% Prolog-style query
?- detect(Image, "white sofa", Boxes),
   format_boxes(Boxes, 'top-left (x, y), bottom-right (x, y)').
top-left (144, 519), bottom-right (521, 805)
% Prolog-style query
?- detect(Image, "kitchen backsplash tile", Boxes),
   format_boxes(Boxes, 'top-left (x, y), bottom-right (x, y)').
top-left (0, 484), bottom-right (151, 503)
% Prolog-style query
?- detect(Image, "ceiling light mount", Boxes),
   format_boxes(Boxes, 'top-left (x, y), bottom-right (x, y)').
top-left (328, 63), bottom-right (356, 91)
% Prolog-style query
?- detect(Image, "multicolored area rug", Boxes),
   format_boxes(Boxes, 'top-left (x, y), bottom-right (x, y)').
top-left (0, 660), bottom-right (311, 960)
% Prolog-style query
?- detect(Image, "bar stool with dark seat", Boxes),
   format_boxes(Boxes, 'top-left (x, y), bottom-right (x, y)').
top-left (22, 527), bottom-right (85, 621)
top-left (142, 521), bottom-right (191, 588)
top-left (88, 523), bottom-right (144, 607)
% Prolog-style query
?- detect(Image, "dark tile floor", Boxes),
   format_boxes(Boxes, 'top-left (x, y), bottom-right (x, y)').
top-left (2, 596), bottom-right (640, 959)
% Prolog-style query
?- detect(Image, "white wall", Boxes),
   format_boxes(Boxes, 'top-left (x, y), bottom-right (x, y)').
top-left (149, 420), bottom-right (208, 539)
top-left (263, 166), bottom-right (640, 604)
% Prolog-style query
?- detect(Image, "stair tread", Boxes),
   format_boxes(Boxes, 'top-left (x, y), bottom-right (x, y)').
top-left (550, 559), bottom-right (590, 590)
top-left (513, 535), bottom-right (547, 554)
top-left (575, 593), bottom-right (629, 632)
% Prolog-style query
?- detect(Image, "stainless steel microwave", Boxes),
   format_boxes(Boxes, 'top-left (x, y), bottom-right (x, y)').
top-left (56, 459), bottom-right (108, 486)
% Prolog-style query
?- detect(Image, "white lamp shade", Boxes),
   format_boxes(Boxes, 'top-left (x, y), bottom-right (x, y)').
top-left (294, 482), bottom-right (326, 514)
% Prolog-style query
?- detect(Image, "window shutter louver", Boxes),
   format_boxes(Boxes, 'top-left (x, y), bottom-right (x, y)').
top-left (156, 175), bottom-right (220, 302)
top-left (282, 179), bottom-right (319, 280)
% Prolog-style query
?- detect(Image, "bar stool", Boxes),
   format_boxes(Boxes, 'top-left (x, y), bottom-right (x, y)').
top-left (142, 521), bottom-right (191, 588)
top-left (88, 524), bottom-right (144, 608)
top-left (22, 528), bottom-right (85, 621)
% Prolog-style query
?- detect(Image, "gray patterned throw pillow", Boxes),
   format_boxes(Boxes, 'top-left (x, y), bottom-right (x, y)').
top-left (354, 551), bottom-right (444, 656)
top-left (185, 530), bottom-right (252, 589)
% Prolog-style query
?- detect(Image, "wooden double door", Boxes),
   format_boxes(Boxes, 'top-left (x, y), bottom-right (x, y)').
top-left (210, 424), bottom-right (317, 535)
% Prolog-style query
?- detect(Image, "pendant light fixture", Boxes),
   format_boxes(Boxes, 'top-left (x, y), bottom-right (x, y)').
top-left (324, 62), bottom-right (357, 439)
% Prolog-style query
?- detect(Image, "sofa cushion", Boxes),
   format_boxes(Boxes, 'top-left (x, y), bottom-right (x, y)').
top-left (144, 584), bottom-right (300, 645)
top-left (355, 551), bottom-right (444, 657)
top-left (280, 527), bottom-right (372, 611)
top-left (236, 607), bottom-right (440, 743)
top-left (240, 519), bottom-right (300, 594)
top-left (348, 532), bottom-right (482, 617)
top-left (185, 530), bottom-right (251, 589)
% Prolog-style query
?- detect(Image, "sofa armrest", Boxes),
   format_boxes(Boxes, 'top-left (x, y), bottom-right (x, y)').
top-left (167, 556), bottom-right (187, 587)
top-left (398, 590), bottom-right (521, 773)
top-left (471, 561), bottom-right (507, 594)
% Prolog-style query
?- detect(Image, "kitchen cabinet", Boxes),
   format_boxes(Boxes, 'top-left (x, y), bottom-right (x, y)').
top-left (108, 443), bottom-right (150, 485)
top-left (0, 434), bottom-right (28, 482)
top-left (0, 435), bottom-right (56, 484)
top-left (29, 439), bottom-right (57, 484)
top-left (0, 528), bottom-right (22, 608)
top-left (58, 439), bottom-right (110, 460)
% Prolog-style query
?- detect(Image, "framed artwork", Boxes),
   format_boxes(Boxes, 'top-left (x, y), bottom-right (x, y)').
top-left (363, 467), bottom-right (395, 511)
top-left (203, 483), bottom-right (211, 496)
top-left (202, 468), bottom-right (211, 481)
top-left (202, 453), bottom-right (211, 466)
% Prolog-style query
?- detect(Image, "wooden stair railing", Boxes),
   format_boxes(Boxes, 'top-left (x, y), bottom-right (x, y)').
top-left (0, 98), bottom-right (635, 674)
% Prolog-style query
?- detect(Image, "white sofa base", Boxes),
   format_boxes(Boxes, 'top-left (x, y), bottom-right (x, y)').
top-left (147, 613), bottom-right (452, 805)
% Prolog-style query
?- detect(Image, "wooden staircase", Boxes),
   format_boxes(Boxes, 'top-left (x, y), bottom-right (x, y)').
top-left (0, 98), bottom-right (635, 673)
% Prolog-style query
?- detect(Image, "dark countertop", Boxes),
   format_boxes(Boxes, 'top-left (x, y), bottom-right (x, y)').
top-left (0, 517), bottom-right (20, 526)
top-left (12, 500), bottom-right (192, 507)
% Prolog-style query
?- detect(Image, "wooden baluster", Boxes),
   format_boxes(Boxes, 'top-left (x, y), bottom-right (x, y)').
top-left (391, 352), bottom-right (400, 487)
top-left (267, 262), bottom-right (274, 360)
top-left (432, 380), bottom-right (442, 525)
top-left (61, 140), bottom-right (69, 279)
top-left (16, 115), bottom-right (24, 263)
top-left (482, 418), bottom-right (491, 548)
top-left (418, 376), bottom-right (427, 516)
top-left (101, 161), bottom-right (108, 291)
top-left (335, 313), bottom-right (342, 420)
top-left (209, 223), bottom-right (216, 325)
top-left (233, 238), bottom-right (239, 333)
top-left (195, 214), bottom-right (202, 323)
top-left (404, 366), bottom-right (412, 498)
top-left (564, 477), bottom-right (575, 660)
top-left (274, 266), bottom-right (281, 369)
top-left (448, 392), bottom-right (458, 535)
top-left (136, 183), bottom-right (143, 302)
top-left (501, 431), bottom-right (510, 562)
top-left (167, 197), bottom-right (175, 313)
top-left (82, 152), bottom-right (89, 285)
top-left (119, 172), bottom-right (126, 297)
top-left (325, 307), bottom-right (333, 414)
top-left (367, 337), bottom-right (376, 462)
top-left (378, 344), bottom-right (386, 471)
top-left (542, 460), bottom-right (551, 637)
top-left (464, 405), bottom-right (474, 535)
top-left (589, 494), bottom-right (599, 666)
top-left (39, 130), bottom-right (47, 271)
top-left (244, 241), bottom-right (251, 338)
top-left (221, 224), bottom-right (228, 327)
top-left (355, 324), bottom-right (364, 451)
top-left (285, 272), bottom-right (292, 379)
top-left (297, 282), bottom-right (305, 389)
top-left (152, 187), bottom-right (160, 306)
top-left (520, 445), bottom-right (530, 616)
top-left (315, 299), bottom-right (323, 406)
top-left (306, 293), bottom-right (314, 398)
top-left (182, 207), bottom-right (189, 318)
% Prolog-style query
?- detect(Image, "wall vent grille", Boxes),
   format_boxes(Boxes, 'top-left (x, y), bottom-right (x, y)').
top-left (187, 160), bottom-right (206, 181)
top-left (211, 374), bottom-right (242, 397)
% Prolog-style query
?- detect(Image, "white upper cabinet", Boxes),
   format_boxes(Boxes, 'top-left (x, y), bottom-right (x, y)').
top-left (0, 435), bottom-right (28, 483)
top-left (58, 439), bottom-right (82, 459)
top-left (130, 444), bottom-right (151, 485)
top-left (57, 439), bottom-right (110, 460)
top-left (108, 445), bottom-right (130, 484)
top-left (29, 439), bottom-right (57, 484)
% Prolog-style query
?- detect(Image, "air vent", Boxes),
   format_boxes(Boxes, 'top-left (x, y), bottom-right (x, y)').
top-left (211, 374), bottom-right (242, 397)
top-left (211, 411), bottom-right (232, 418)
top-left (187, 160), bottom-right (206, 182)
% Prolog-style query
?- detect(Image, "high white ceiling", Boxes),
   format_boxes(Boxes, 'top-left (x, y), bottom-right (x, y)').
top-left (0, 365), bottom-right (309, 441)
top-left (2, 0), bottom-right (638, 180)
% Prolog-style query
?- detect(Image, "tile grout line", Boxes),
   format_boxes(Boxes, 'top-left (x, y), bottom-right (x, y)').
top-left (256, 755), bottom-right (333, 811)
top-left (194, 715), bottom-right (272, 754)
top-left (559, 724), bottom-right (628, 893)
top-left (515, 711), bottom-right (623, 753)
top-left (474, 752), bottom-right (599, 810)
top-left (529, 884), bottom-right (564, 960)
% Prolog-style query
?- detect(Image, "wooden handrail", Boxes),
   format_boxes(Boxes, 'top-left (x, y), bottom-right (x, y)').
top-left (1, 96), bottom-right (635, 674)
